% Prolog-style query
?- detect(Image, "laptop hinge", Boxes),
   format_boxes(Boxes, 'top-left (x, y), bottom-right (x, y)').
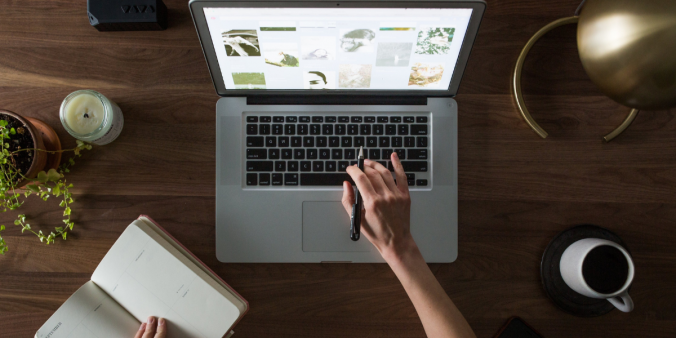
top-left (246, 95), bottom-right (427, 106)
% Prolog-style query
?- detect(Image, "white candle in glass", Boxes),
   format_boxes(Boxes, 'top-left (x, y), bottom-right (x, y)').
top-left (60, 90), bottom-right (124, 145)
top-left (63, 93), bottom-right (105, 134)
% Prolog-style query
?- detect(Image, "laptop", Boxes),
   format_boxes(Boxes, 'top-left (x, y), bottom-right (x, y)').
top-left (189, 0), bottom-right (485, 262)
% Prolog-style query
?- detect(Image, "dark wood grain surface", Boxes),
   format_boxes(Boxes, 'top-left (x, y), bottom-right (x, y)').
top-left (2, 1), bottom-right (675, 337)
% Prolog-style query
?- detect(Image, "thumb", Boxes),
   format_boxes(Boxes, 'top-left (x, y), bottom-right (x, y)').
top-left (341, 181), bottom-right (355, 215)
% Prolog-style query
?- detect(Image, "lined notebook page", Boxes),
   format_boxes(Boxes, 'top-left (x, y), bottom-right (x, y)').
top-left (91, 221), bottom-right (242, 338)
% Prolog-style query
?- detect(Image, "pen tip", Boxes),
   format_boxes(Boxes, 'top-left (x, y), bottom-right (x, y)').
top-left (358, 146), bottom-right (363, 157)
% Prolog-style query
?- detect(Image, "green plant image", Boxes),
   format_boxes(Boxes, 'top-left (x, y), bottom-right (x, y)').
top-left (0, 119), bottom-right (91, 255)
top-left (414, 27), bottom-right (456, 55)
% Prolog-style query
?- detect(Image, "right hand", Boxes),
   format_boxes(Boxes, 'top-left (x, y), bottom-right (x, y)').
top-left (134, 316), bottom-right (166, 338)
top-left (341, 152), bottom-right (415, 262)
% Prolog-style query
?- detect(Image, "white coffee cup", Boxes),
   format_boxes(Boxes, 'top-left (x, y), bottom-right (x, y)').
top-left (559, 238), bottom-right (634, 312)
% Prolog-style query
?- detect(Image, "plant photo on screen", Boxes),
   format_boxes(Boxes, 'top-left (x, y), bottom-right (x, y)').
top-left (222, 29), bottom-right (261, 57)
top-left (415, 27), bottom-right (455, 55)
top-left (232, 72), bottom-right (266, 89)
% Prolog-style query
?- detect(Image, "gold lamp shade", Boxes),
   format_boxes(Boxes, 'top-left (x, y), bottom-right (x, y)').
top-left (513, 0), bottom-right (676, 141)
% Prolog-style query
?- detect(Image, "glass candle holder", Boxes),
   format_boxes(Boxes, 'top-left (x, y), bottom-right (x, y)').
top-left (59, 90), bottom-right (124, 145)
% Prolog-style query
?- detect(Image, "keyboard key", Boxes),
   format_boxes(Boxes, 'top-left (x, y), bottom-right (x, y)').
top-left (285, 116), bottom-right (297, 123)
top-left (401, 161), bottom-right (428, 172)
top-left (260, 124), bottom-right (270, 135)
top-left (247, 149), bottom-right (267, 159)
top-left (365, 116), bottom-right (376, 123)
top-left (300, 161), bottom-right (312, 171)
top-left (348, 124), bottom-right (359, 135)
top-left (398, 124), bottom-right (409, 135)
top-left (360, 124), bottom-right (371, 135)
top-left (338, 161), bottom-right (349, 171)
top-left (382, 149), bottom-right (393, 159)
top-left (377, 161), bottom-right (386, 167)
top-left (266, 136), bottom-right (276, 147)
top-left (310, 124), bottom-right (321, 135)
top-left (288, 161), bottom-right (299, 171)
top-left (273, 116), bottom-right (284, 122)
top-left (408, 179), bottom-right (415, 186)
top-left (404, 116), bottom-right (414, 123)
top-left (332, 149), bottom-right (343, 159)
top-left (369, 149), bottom-right (380, 159)
top-left (326, 116), bottom-right (336, 123)
top-left (298, 124), bottom-right (308, 135)
top-left (354, 137), bottom-right (365, 147)
top-left (272, 124), bottom-right (283, 135)
top-left (377, 116), bottom-right (388, 123)
top-left (392, 136), bottom-right (402, 147)
top-left (374, 124), bottom-right (384, 135)
top-left (246, 173), bottom-right (257, 185)
top-left (304, 136), bottom-right (314, 147)
top-left (285, 124), bottom-right (296, 135)
top-left (408, 149), bottom-right (428, 159)
top-left (319, 149), bottom-right (330, 159)
top-left (416, 179), bottom-right (428, 186)
top-left (261, 116), bottom-right (272, 122)
top-left (259, 173), bottom-right (270, 185)
top-left (291, 137), bottom-right (302, 147)
top-left (386, 125), bottom-right (396, 135)
top-left (281, 149), bottom-right (292, 159)
top-left (379, 137), bottom-right (390, 147)
top-left (417, 137), bottom-right (428, 147)
top-left (411, 125), bottom-right (428, 135)
top-left (272, 173), bottom-right (283, 185)
top-left (390, 116), bottom-right (402, 123)
top-left (394, 149), bottom-right (406, 159)
top-left (416, 116), bottom-right (428, 123)
top-left (341, 136), bottom-right (352, 147)
top-left (366, 137), bottom-right (377, 147)
top-left (329, 137), bottom-right (340, 147)
top-left (351, 116), bottom-right (363, 123)
top-left (275, 161), bottom-right (286, 171)
top-left (338, 116), bottom-right (350, 123)
top-left (345, 148), bottom-right (356, 159)
top-left (285, 173), bottom-right (299, 185)
top-left (301, 173), bottom-right (354, 186)
top-left (299, 116), bottom-right (311, 123)
top-left (247, 161), bottom-right (273, 171)
top-left (307, 149), bottom-right (318, 159)
top-left (269, 149), bottom-right (280, 159)
top-left (246, 124), bottom-right (258, 135)
top-left (312, 116), bottom-right (324, 123)
top-left (326, 161), bottom-right (337, 172)
top-left (317, 136), bottom-right (327, 147)
top-left (406, 173), bottom-right (415, 180)
top-left (278, 136), bottom-right (289, 147)
top-left (323, 124), bottom-right (333, 135)
top-left (335, 124), bottom-right (346, 135)
top-left (247, 136), bottom-right (264, 147)
top-left (247, 116), bottom-right (258, 123)
top-left (294, 149), bottom-right (305, 159)
top-left (313, 161), bottom-right (324, 171)
top-left (404, 137), bottom-right (415, 147)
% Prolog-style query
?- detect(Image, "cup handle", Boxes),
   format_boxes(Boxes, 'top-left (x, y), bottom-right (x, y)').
top-left (607, 291), bottom-right (634, 312)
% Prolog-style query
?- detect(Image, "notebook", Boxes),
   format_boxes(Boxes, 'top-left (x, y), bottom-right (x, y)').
top-left (35, 215), bottom-right (248, 338)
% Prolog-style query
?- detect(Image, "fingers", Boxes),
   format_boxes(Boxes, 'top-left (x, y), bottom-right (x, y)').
top-left (341, 181), bottom-right (355, 215)
top-left (142, 317), bottom-right (157, 338)
top-left (134, 323), bottom-right (146, 338)
top-left (155, 318), bottom-right (167, 338)
top-left (346, 165), bottom-right (377, 200)
top-left (391, 152), bottom-right (409, 194)
top-left (364, 159), bottom-right (397, 193)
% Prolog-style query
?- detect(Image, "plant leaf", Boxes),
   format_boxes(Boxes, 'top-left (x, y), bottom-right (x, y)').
top-left (26, 184), bottom-right (40, 193)
top-left (37, 171), bottom-right (48, 183)
top-left (47, 168), bottom-right (61, 182)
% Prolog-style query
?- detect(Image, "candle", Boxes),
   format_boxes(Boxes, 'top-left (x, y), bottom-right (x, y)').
top-left (60, 90), bottom-right (124, 145)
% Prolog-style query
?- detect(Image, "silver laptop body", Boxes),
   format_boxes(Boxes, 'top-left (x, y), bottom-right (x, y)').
top-left (189, 0), bottom-right (486, 262)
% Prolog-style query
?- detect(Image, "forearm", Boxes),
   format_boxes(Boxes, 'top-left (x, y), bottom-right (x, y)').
top-left (385, 238), bottom-right (476, 338)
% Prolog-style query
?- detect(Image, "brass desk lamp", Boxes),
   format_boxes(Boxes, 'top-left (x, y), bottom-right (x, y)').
top-left (513, 0), bottom-right (676, 141)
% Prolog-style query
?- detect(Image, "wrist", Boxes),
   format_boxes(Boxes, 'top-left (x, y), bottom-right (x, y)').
top-left (381, 234), bottom-right (421, 266)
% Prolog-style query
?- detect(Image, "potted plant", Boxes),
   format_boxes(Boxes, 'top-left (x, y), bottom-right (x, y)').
top-left (0, 109), bottom-right (91, 254)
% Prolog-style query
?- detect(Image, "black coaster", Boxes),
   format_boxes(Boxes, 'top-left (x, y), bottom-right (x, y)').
top-left (541, 224), bottom-right (630, 317)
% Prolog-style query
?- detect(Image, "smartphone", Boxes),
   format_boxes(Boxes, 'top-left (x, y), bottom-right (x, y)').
top-left (493, 317), bottom-right (543, 338)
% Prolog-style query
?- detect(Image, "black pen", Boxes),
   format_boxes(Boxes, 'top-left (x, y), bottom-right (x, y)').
top-left (350, 146), bottom-right (365, 241)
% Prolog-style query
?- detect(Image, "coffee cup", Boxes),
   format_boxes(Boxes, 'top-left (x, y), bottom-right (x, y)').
top-left (559, 238), bottom-right (634, 312)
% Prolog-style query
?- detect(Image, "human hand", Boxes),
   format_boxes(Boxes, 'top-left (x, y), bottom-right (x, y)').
top-left (342, 152), bottom-right (416, 262)
top-left (134, 316), bottom-right (166, 338)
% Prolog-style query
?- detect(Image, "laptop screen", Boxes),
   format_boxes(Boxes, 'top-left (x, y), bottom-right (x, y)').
top-left (202, 7), bottom-right (473, 91)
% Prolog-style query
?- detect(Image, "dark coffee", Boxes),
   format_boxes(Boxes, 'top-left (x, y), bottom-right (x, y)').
top-left (582, 245), bottom-right (629, 294)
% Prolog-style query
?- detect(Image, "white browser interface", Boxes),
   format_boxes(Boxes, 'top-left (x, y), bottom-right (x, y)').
top-left (203, 7), bottom-right (473, 90)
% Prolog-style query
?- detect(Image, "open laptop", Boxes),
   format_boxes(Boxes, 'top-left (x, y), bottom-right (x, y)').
top-left (189, 0), bottom-right (485, 262)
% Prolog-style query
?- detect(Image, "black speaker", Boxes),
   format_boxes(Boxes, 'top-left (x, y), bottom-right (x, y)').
top-left (88, 0), bottom-right (168, 31)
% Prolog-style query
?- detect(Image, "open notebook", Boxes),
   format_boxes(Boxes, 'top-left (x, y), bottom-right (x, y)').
top-left (36, 216), bottom-right (248, 338)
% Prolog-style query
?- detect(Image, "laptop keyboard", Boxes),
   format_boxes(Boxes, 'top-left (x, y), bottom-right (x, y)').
top-left (244, 114), bottom-right (430, 187)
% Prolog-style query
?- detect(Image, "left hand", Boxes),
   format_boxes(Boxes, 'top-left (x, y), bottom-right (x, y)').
top-left (134, 316), bottom-right (166, 338)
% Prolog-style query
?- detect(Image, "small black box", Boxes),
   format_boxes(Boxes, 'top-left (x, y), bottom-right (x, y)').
top-left (88, 0), bottom-right (168, 31)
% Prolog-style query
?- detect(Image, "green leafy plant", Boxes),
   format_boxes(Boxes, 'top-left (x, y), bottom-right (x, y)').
top-left (0, 119), bottom-right (91, 254)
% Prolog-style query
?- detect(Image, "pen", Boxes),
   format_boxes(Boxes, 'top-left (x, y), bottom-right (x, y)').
top-left (350, 146), bottom-right (365, 241)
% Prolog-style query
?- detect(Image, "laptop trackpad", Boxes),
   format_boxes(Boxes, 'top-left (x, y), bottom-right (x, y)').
top-left (302, 201), bottom-right (372, 252)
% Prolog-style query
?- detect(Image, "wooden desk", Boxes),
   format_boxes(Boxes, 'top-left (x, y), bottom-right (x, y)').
top-left (1, 1), bottom-right (675, 337)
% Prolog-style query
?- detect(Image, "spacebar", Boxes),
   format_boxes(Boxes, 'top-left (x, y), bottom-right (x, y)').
top-left (301, 173), bottom-right (354, 186)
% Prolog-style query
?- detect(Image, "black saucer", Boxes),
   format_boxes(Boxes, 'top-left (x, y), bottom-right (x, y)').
top-left (541, 224), bottom-right (630, 317)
